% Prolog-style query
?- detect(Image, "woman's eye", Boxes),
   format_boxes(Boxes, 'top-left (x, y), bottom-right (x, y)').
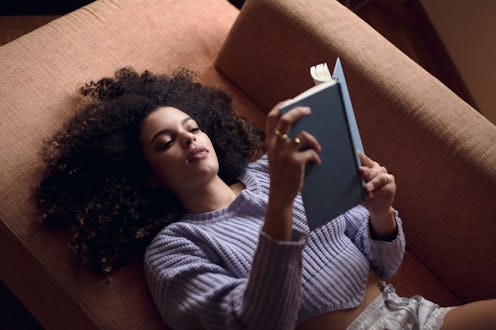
top-left (190, 127), bottom-right (201, 133)
top-left (157, 140), bottom-right (173, 151)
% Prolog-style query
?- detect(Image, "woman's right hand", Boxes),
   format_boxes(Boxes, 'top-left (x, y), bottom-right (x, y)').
top-left (263, 102), bottom-right (321, 240)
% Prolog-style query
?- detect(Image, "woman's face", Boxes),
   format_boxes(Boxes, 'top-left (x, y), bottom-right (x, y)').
top-left (139, 106), bottom-right (219, 196)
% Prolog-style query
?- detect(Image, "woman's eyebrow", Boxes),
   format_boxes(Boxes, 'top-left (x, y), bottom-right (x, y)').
top-left (149, 117), bottom-right (193, 144)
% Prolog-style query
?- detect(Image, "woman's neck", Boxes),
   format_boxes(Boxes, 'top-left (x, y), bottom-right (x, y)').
top-left (178, 175), bottom-right (244, 214)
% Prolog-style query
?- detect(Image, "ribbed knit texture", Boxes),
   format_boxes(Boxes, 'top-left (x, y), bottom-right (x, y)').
top-left (144, 155), bottom-right (405, 329)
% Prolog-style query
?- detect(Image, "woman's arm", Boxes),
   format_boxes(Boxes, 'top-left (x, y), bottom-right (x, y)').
top-left (144, 228), bottom-right (306, 329)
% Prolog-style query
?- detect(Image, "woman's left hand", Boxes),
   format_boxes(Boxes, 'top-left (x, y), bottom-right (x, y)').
top-left (358, 152), bottom-right (397, 238)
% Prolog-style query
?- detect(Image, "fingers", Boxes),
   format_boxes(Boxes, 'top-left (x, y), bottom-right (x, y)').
top-left (358, 151), bottom-right (371, 166)
top-left (299, 148), bottom-right (321, 165)
top-left (360, 165), bottom-right (388, 181)
top-left (266, 104), bottom-right (321, 204)
top-left (294, 131), bottom-right (321, 152)
top-left (364, 172), bottom-right (395, 195)
top-left (267, 103), bottom-right (321, 157)
top-left (358, 152), bottom-right (396, 216)
top-left (358, 151), bottom-right (381, 170)
top-left (291, 131), bottom-right (321, 164)
top-left (276, 106), bottom-right (311, 136)
top-left (267, 103), bottom-right (322, 175)
top-left (274, 129), bottom-right (322, 155)
top-left (266, 100), bottom-right (289, 139)
top-left (266, 103), bottom-right (311, 140)
top-left (358, 152), bottom-right (388, 179)
top-left (358, 152), bottom-right (395, 196)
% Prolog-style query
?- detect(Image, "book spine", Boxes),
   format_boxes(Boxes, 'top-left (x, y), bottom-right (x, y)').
top-left (337, 80), bottom-right (367, 200)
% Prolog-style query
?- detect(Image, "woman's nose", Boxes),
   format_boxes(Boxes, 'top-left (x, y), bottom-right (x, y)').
top-left (180, 131), bottom-right (196, 148)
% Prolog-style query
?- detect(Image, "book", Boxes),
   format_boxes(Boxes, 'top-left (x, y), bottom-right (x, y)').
top-left (279, 58), bottom-right (366, 230)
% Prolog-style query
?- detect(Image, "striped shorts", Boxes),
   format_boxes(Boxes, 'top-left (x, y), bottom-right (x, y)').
top-left (347, 282), bottom-right (455, 330)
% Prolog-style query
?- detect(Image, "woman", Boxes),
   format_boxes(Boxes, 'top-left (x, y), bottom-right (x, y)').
top-left (37, 68), bottom-right (495, 329)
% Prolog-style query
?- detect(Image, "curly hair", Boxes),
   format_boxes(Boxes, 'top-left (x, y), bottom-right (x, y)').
top-left (36, 67), bottom-right (265, 275)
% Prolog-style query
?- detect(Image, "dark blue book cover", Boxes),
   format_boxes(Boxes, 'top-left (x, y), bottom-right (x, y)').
top-left (280, 58), bottom-right (366, 230)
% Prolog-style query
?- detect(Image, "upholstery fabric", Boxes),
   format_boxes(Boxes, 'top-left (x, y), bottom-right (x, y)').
top-left (216, 0), bottom-right (496, 303)
top-left (1, 0), bottom-right (494, 328)
top-left (0, 0), bottom-right (247, 328)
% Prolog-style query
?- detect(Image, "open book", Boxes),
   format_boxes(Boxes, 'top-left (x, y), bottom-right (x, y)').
top-left (279, 58), bottom-right (366, 230)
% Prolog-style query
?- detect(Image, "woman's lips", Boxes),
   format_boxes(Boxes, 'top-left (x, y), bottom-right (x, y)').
top-left (187, 147), bottom-right (209, 163)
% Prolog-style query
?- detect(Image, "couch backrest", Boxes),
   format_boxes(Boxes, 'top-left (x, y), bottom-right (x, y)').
top-left (216, 0), bottom-right (496, 302)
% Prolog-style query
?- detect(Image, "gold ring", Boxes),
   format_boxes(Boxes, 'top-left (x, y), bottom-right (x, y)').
top-left (275, 129), bottom-right (289, 141)
top-left (294, 137), bottom-right (301, 144)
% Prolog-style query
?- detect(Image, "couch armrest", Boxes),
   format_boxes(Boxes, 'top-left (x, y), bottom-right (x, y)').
top-left (216, 0), bottom-right (496, 302)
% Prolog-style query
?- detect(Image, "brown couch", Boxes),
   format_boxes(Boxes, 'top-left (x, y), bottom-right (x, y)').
top-left (1, 0), bottom-right (495, 328)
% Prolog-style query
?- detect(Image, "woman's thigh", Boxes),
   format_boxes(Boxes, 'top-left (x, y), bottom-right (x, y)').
top-left (442, 299), bottom-right (496, 329)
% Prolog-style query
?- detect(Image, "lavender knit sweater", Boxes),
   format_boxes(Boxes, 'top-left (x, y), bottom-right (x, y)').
top-left (144, 155), bottom-right (405, 329)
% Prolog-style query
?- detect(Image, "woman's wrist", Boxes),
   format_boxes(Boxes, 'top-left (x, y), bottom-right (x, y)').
top-left (264, 195), bottom-right (294, 241)
top-left (369, 207), bottom-right (397, 240)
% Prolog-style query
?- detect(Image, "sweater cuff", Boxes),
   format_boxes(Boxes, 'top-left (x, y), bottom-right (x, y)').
top-left (260, 228), bottom-right (307, 245)
top-left (238, 229), bottom-right (306, 328)
top-left (367, 209), bottom-right (401, 241)
top-left (255, 229), bottom-right (307, 267)
top-left (364, 211), bottom-right (406, 279)
top-left (369, 216), bottom-right (399, 242)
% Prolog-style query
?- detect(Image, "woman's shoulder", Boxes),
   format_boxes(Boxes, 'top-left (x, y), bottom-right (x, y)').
top-left (239, 154), bottom-right (270, 193)
top-left (246, 154), bottom-right (269, 175)
top-left (144, 221), bottom-right (210, 270)
top-left (147, 220), bottom-right (198, 247)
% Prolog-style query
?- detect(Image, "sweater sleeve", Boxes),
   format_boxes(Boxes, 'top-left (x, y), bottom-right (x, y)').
top-left (344, 205), bottom-right (406, 279)
top-left (144, 228), bottom-right (307, 329)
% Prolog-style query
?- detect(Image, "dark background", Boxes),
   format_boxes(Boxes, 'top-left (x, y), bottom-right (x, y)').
top-left (0, 0), bottom-right (245, 14)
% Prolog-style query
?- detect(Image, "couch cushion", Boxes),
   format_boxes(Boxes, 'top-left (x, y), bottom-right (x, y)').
top-left (391, 250), bottom-right (460, 307)
top-left (0, 0), bottom-right (266, 328)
